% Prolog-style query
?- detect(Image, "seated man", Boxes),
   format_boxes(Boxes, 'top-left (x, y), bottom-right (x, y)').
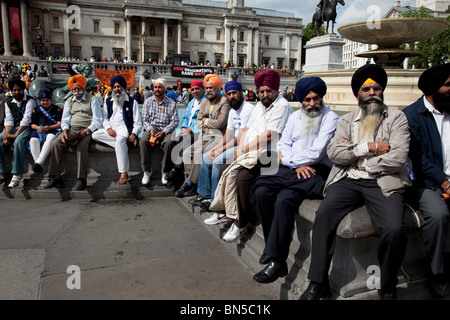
top-left (251, 77), bottom-right (339, 284)
top-left (300, 64), bottom-right (411, 300)
top-left (403, 63), bottom-right (450, 299)
top-left (29, 89), bottom-right (62, 174)
top-left (140, 78), bottom-right (178, 185)
top-left (189, 80), bottom-right (254, 213)
top-left (45, 75), bottom-right (103, 191)
top-left (175, 74), bottom-right (230, 197)
top-left (92, 75), bottom-right (142, 185)
top-left (0, 79), bottom-right (36, 187)
top-left (209, 69), bottom-right (293, 242)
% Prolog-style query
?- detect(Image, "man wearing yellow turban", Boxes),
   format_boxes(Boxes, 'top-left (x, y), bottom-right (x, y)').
top-left (45, 75), bottom-right (103, 191)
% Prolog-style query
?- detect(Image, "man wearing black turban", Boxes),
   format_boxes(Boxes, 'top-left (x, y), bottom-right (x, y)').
top-left (301, 64), bottom-right (411, 300)
top-left (403, 63), bottom-right (450, 299)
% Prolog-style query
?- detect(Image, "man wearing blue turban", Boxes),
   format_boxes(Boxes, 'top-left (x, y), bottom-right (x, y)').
top-left (251, 76), bottom-right (339, 284)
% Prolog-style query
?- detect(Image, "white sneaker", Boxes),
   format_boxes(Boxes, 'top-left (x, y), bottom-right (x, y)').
top-left (8, 175), bottom-right (22, 188)
top-left (223, 223), bottom-right (243, 243)
top-left (204, 213), bottom-right (231, 225)
top-left (142, 170), bottom-right (152, 185)
top-left (161, 171), bottom-right (168, 185)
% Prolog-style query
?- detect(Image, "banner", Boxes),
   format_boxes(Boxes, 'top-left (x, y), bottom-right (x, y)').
top-left (171, 66), bottom-right (215, 78)
top-left (9, 7), bottom-right (21, 40)
top-left (94, 68), bottom-right (135, 88)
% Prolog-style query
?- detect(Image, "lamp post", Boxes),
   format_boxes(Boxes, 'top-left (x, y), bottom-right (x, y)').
top-left (230, 38), bottom-right (235, 66)
top-left (259, 33), bottom-right (264, 67)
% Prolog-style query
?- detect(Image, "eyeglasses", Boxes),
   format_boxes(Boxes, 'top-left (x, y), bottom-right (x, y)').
top-left (359, 86), bottom-right (383, 93)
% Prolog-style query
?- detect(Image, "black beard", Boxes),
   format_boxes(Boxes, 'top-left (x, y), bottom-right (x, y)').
top-left (432, 92), bottom-right (450, 113)
top-left (262, 96), bottom-right (275, 108)
top-left (229, 96), bottom-right (244, 110)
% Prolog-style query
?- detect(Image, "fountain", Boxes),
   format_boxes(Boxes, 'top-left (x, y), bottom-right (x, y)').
top-left (337, 18), bottom-right (450, 68)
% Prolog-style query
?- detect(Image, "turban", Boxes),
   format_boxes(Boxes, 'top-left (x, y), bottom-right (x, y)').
top-left (295, 77), bottom-right (327, 103)
top-left (418, 63), bottom-right (450, 96)
top-left (110, 75), bottom-right (127, 89)
top-left (152, 78), bottom-right (167, 89)
top-left (254, 69), bottom-right (280, 91)
top-left (7, 79), bottom-right (26, 90)
top-left (68, 75), bottom-right (87, 90)
top-left (225, 81), bottom-right (242, 93)
top-left (351, 64), bottom-right (387, 97)
top-left (190, 80), bottom-right (204, 89)
top-left (204, 74), bottom-right (223, 89)
top-left (38, 88), bottom-right (52, 101)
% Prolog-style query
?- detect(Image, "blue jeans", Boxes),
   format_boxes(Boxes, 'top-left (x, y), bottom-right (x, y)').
top-left (0, 127), bottom-right (31, 175)
top-left (197, 147), bottom-right (236, 202)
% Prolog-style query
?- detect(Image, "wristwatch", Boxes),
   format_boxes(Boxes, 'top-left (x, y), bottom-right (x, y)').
top-left (85, 129), bottom-right (91, 135)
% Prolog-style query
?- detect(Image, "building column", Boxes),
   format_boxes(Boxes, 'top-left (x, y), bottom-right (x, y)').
top-left (126, 18), bottom-right (132, 59)
top-left (285, 32), bottom-right (291, 68)
top-left (1, 1), bottom-right (12, 56)
top-left (163, 19), bottom-right (168, 62)
top-left (141, 18), bottom-right (146, 62)
top-left (224, 22), bottom-right (230, 63)
top-left (253, 28), bottom-right (259, 67)
top-left (20, 0), bottom-right (31, 57)
top-left (297, 34), bottom-right (302, 70)
top-left (232, 24), bottom-right (238, 64)
top-left (63, 10), bottom-right (70, 57)
top-left (177, 20), bottom-right (182, 54)
top-left (247, 26), bottom-right (253, 66)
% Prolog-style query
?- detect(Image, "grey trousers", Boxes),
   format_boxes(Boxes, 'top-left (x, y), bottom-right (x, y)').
top-left (140, 130), bottom-right (173, 174)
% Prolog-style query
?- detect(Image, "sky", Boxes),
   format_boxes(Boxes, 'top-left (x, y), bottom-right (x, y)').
top-left (244, 0), bottom-right (418, 26)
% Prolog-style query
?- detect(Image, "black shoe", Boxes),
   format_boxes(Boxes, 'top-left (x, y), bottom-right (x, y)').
top-left (166, 167), bottom-right (180, 181)
top-left (259, 253), bottom-right (272, 265)
top-left (378, 290), bottom-right (398, 300)
top-left (75, 178), bottom-right (87, 191)
top-left (32, 163), bottom-right (43, 173)
top-left (253, 260), bottom-right (288, 284)
top-left (299, 281), bottom-right (331, 300)
top-left (199, 199), bottom-right (211, 212)
top-left (175, 183), bottom-right (197, 198)
top-left (44, 176), bottom-right (64, 189)
top-left (188, 194), bottom-right (209, 206)
top-left (429, 274), bottom-right (447, 299)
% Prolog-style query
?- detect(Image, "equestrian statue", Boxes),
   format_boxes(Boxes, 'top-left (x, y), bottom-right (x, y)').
top-left (312, 0), bottom-right (345, 37)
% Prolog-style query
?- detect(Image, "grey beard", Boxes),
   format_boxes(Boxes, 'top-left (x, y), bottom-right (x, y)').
top-left (358, 94), bottom-right (385, 117)
top-left (299, 105), bottom-right (324, 147)
top-left (302, 102), bottom-right (325, 118)
top-left (113, 91), bottom-right (126, 108)
top-left (206, 89), bottom-right (220, 101)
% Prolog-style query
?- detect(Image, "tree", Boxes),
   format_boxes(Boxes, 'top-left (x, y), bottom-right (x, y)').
top-left (399, 6), bottom-right (450, 68)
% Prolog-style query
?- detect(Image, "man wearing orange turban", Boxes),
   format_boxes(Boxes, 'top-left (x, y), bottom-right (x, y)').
top-left (45, 74), bottom-right (102, 191)
top-left (204, 74), bottom-right (223, 90)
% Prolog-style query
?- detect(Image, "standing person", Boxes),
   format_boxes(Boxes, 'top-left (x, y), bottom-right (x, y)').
top-left (251, 77), bottom-right (339, 284)
top-left (165, 80), bottom-right (205, 186)
top-left (140, 78), bottom-right (179, 186)
top-left (300, 64), bottom-right (411, 300)
top-left (29, 89), bottom-right (62, 173)
top-left (210, 69), bottom-right (293, 242)
top-left (44, 75), bottom-right (103, 191)
top-left (92, 75), bottom-right (142, 185)
top-left (0, 80), bottom-right (36, 187)
top-left (190, 80), bottom-right (254, 212)
top-left (402, 63), bottom-right (450, 299)
top-left (175, 74), bottom-right (230, 197)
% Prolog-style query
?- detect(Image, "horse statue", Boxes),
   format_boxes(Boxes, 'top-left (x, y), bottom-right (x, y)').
top-left (312, 0), bottom-right (345, 36)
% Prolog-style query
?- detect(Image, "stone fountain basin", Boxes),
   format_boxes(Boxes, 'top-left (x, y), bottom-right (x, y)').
top-left (338, 18), bottom-right (450, 48)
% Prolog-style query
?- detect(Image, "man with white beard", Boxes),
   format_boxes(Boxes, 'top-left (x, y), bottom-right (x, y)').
top-left (92, 75), bottom-right (142, 185)
top-left (300, 64), bottom-right (411, 300)
top-left (250, 77), bottom-right (339, 284)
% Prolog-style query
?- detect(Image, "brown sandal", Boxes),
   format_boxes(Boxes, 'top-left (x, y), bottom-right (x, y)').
top-left (118, 174), bottom-right (128, 185)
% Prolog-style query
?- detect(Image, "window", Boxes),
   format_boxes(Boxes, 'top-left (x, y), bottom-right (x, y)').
top-left (150, 25), bottom-right (156, 36)
top-left (92, 47), bottom-right (102, 59)
top-left (94, 21), bottom-right (99, 33)
top-left (72, 47), bottom-right (81, 59)
top-left (215, 55), bottom-right (222, 66)
top-left (53, 46), bottom-right (62, 57)
top-left (239, 31), bottom-right (244, 42)
top-left (199, 53), bottom-right (206, 64)
top-left (277, 59), bottom-right (283, 69)
top-left (279, 37), bottom-right (283, 47)
top-left (265, 35), bottom-right (269, 46)
top-left (168, 27), bottom-right (173, 38)
top-left (238, 55), bottom-right (245, 67)
top-left (216, 30), bottom-right (221, 41)
top-left (114, 50), bottom-right (122, 60)
top-left (53, 16), bottom-right (60, 29)
top-left (200, 28), bottom-right (205, 40)
top-left (132, 51), bottom-right (138, 62)
top-left (114, 22), bottom-right (120, 35)
top-left (290, 59), bottom-right (296, 70)
top-left (182, 27), bottom-right (188, 39)
top-left (132, 24), bottom-right (137, 35)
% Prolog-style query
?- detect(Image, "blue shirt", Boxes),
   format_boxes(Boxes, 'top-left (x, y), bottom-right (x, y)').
top-left (278, 106), bottom-right (339, 169)
top-left (180, 93), bottom-right (205, 134)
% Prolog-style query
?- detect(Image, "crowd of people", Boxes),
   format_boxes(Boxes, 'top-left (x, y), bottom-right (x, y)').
top-left (0, 63), bottom-right (449, 300)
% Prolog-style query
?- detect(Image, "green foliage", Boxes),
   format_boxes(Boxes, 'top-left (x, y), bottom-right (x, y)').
top-left (399, 6), bottom-right (450, 68)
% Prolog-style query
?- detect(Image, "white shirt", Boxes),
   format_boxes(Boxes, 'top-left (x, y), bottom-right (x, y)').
top-left (423, 96), bottom-right (450, 178)
top-left (4, 92), bottom-right (36, 127)
top-left (227, 100), bottom-right (255, 137)
top-left (102, 95), bottom-right (142, 138)
top-left (244, 94), bottom-right (293, 151)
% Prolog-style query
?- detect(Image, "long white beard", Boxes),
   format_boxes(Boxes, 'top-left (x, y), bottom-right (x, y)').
top-left (112, 91), bottom-right (126, 111)
top-left (358, 95), bottom-right (384, 143)
top-left (298, 105), bottom-right (324, 148)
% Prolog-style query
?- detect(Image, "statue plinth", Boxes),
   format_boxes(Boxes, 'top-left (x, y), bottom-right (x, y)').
top-left (303, 34), bottom-right (345, 73)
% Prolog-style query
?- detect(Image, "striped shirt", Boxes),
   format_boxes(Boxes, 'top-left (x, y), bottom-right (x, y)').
top-left (141, 95), bottom-right (179, 134)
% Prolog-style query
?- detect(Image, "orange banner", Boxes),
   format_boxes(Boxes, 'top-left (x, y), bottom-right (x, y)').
top-left (94, 68), bottom-right (135, 88)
